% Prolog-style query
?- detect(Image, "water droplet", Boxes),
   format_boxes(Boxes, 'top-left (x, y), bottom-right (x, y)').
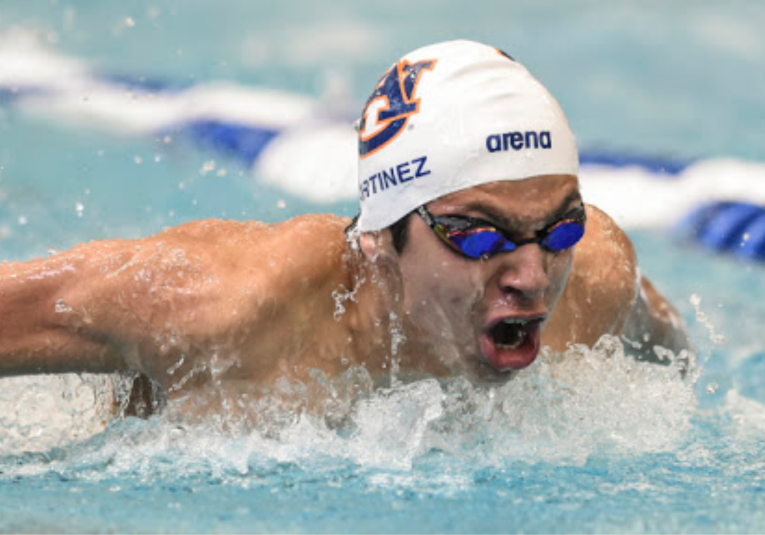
top-left (124, 17), bottom-right (136, 27)
top-left (277, 199), bottom-right (286, 209)
top-left (17, 216), bottom-right (27, 226)
top-left (200, 160), bottom-right (216, 175)
top-left (133, 156), bottom-right (143, 165)
top-left (55, 300), bottom-right (73, 314)
top-left (75, 202), bottom-right (84, 217)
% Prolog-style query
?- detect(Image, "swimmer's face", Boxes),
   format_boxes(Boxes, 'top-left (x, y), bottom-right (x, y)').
top-left (394, 174), bottom-right (581, 381)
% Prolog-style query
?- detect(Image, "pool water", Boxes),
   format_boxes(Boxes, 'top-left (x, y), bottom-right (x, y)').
top-left (2, 1), bottom-right (765, 533)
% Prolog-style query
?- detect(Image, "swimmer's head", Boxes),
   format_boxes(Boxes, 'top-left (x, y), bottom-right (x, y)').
top-left (355, 40), bottom-right (579, 232)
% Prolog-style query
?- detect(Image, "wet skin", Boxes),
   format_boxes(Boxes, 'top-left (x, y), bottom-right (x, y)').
top-left (387, 175), bottom-right (582, 380)
top-left (0, 174), bottom-right (688, 409)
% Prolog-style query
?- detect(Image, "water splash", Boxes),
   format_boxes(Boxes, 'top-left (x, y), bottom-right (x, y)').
top-left (689, 293), bottom-right (726, 345)
top-left (0, 335), bottom-right (698, 478)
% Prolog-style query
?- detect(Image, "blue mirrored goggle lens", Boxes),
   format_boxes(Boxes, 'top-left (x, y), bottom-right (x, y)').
top-left (447, 220), bottom-right (585, 258)
top-left (449, 230), bottom-right (515, 259)
top-left (540, 221), bottom-right (585, 251)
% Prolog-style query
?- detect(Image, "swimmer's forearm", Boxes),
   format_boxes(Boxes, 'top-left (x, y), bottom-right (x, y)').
top-left (0, 250), bottom-right (128, 376)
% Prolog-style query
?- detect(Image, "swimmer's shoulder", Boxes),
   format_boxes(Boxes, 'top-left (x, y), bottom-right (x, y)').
top-left (578, 204), bottom-right (636, 264)
top-left (547, 204), bottom-right (639, 347)
top-left (152, 214), bottom-right (350, 258)
top-left (153, 213), bottom-right (352, 287)
top-left (575, 203), bottom-right (638, 302)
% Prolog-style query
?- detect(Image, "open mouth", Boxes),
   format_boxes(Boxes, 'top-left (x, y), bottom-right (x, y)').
top-left (480, 317), bottom-right (543, 372)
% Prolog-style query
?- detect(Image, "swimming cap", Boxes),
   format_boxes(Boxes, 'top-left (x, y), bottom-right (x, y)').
top-left (356, 40), bottom-right (579, 231)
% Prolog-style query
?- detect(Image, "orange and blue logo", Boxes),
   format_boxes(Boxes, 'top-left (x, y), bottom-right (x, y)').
top-left (358, 59), bottom-right (436, 158)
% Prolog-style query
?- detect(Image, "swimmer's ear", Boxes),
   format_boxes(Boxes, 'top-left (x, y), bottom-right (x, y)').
top-left (359, 230), bottom-right (398, 264)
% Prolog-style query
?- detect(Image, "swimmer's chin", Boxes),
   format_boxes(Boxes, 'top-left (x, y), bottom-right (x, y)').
top-left (453, 355), bottom-right (526, 385)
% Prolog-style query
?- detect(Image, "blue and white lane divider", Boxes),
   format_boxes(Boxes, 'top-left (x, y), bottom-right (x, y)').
top-left (3, 32), bottom-right (765, 261)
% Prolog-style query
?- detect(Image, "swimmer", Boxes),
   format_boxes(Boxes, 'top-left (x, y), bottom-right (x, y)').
top-left (0, 41), bottom-right (688, 412)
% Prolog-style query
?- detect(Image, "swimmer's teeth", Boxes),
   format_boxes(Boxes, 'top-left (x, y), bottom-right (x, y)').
top-left (496, 336), bottom-right (524, 350)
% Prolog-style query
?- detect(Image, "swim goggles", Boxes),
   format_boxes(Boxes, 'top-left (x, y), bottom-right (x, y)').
top-left (416, 204), bottom-right (586, 260)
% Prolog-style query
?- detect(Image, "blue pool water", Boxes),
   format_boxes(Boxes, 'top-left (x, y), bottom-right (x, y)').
top-left (2, 1), bottom-right (765, 533)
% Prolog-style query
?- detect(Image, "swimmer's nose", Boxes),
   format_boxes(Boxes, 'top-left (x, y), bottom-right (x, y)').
top-left (495, 244), bottom-right (550, 300)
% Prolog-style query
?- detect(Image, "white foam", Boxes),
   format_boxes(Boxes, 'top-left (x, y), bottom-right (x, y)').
top-left (0, 336), bottom-right (696, 476)
top-left (724, 389), bottom-right (765, 439)
top-left (0, 374), bottom-right (115, 454)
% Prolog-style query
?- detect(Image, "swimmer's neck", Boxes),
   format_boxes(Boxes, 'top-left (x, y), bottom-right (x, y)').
top-left (336, 242), bottom-right (449, 379)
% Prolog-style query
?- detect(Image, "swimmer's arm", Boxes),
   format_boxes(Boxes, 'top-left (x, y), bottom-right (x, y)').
top-left (551, 205), bottom-right (689, 363)
top-left (0, 222), bottom-right (229, 378)
top-left (0, 245), bottom-right (129, 376)
top-left (0, 215), bottom-right (350, 383)
top-left (581, 205), bottom-right (690, 362)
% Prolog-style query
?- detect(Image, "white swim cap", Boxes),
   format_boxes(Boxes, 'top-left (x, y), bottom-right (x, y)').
top-left (356, 40), bottom-right (579, 231)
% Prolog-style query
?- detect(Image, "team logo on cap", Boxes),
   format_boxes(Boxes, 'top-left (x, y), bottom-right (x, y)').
top-left (358, 59), bottom-right (436, 159)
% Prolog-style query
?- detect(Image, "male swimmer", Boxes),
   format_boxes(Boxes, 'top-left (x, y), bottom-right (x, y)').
top-left (0, 41), bottom-right (687, 411)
